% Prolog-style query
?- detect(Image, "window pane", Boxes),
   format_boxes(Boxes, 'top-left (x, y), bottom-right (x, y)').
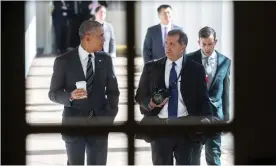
top-left (25, 1), bottom-right (127, 125)
top-left (26, 133), bottom-right (127, 165)
top-left (135, 132), bottom-right (234, 165)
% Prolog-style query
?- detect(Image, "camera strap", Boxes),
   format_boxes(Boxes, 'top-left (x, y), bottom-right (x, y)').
top-left (168, 67), bottom-right (184, 89)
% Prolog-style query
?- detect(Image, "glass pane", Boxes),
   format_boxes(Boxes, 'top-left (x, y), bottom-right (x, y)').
top-left (134, 1), bottom-right (234, 124)
top-left (25, 1), bottom-right (127, 125)
top-left (26, 133), bottom-right (127, 165)
top-left (135, 132), bottom-right (234, 165)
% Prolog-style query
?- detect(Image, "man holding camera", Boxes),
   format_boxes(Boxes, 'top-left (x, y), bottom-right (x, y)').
top-left (135, 29), bottom-right (212, 165)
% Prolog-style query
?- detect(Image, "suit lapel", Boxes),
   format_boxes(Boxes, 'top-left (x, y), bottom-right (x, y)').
top-left (157, 24), bottom-right (164, 50)
top-left (157, 57), bottom-right (167, 89)
top-left (71, 48), bottom-right (86, 81)
top-left (209, 52), bottom-right (225, 90)
top-left (90, 53), bottom-right (102, 83)
top-left (180, 55), bottom-right (187, 100)
top-left (194, 50), bottom-right (203, 64)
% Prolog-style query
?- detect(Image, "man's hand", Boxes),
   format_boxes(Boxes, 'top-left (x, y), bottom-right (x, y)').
top-left (70, 89), bottom-right (87, 100)
top-left (147, 98), bottom-right (169, 110)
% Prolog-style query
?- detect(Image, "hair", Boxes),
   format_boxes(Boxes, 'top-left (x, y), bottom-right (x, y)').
top-left (157, 4), bottom-right (172, 13)
top-left (167, 29), bottom-right (188, 46)
top-left (79, 20), bottom-right (102, 39)
top-left (198, 26), bottom-right (216, 40)
top-left (95, 5), bottom-right (106, 13)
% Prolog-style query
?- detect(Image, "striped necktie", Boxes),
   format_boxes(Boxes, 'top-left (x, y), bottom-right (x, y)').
top-left (86, 54), bottom-right (94, 94)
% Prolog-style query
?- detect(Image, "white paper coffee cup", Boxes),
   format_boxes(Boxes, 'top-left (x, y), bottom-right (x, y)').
top-left (76, 81), bottom-right (87, 91)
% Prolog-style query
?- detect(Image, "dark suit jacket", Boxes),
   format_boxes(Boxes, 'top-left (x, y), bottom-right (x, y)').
top-left (187, 50), bottom-right (231, 121)
top-left (52, 1), bottom-right (74, 22)
top-left (48, 48), bottom-right (120, 124)
top-left (102, 22), bottom-right (116, 57)
top-left (135, 56), bottom-right (212, 117)
top-left (143, 24), bottom-right (183, 63)
top-left (75, 1), bottom-right (91, 22)
top-left (135, 56), bottom-right (212, 142)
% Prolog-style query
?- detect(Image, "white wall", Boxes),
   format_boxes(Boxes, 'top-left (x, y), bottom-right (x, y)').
top-left (25, 1), bottom-right (36, 76)
top-left (36, 1), bottom-right (53, 54)
top-left (106, 10), bottom-right (126, 46)
top-left (137, 1), bottom-right (233, 58)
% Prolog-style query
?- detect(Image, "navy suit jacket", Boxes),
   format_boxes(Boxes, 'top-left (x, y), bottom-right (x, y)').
top-left (48, 49), bottom-right (120, 123)
top-left (143, 24), bottom-right (183, 63)
top-left (187, 50), bottom-right (231, 121)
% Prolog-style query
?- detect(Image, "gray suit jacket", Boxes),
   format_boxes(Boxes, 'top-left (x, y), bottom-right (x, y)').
top-left (102, 22), bottom-right (116, 57)
top-left (48, 48), bottom-right (120, 124)
top-left (143, 24), bottom-right (183, 63)
top-left (187, 50), bottom-right (231, 121)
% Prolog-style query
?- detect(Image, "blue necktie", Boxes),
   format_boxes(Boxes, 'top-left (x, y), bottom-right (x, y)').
top-left (168, 62), bottom-right (178, 118)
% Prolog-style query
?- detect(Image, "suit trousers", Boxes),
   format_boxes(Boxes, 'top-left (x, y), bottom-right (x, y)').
top-left (150, 135), bottom-right (200, 165)
top-left (64, 134), bottom-right (108, 165)
top-left (190, 133), bottom-right (222, 166)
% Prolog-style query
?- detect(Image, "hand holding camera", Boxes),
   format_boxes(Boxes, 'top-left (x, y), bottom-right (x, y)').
top-left (147, 88), bottom-right (170, 110)
top-left (148, 97), bottom-right (169, 110)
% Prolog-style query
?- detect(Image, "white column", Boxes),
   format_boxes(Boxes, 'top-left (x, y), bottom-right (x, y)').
top-left (36, 1), bottom-right (53, 54)
top-left (25, 1), bottom-right (36, 76)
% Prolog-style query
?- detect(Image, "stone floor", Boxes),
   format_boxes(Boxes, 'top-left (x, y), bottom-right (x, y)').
top-left (26, 56), bottom-right (234, 165)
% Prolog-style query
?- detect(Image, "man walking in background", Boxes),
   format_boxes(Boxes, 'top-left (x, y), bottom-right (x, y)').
top-left (143, 4), bottom-right (183, 63)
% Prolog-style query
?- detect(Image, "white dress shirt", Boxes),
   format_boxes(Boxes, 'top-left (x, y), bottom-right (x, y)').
top-left (201, 50), bottom-right (217, 86)
top-left (158, 55), bottom-right (189, 118)
top-left (161, 23), bottom-right (172, 45)
top-left (78, 45), bottom-right (95, 77)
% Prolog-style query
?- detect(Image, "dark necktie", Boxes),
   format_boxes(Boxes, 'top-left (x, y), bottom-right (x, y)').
top-left (168, 62), bottom-right (178, 118)
top-left (86, 54), bottom-right (94, 94)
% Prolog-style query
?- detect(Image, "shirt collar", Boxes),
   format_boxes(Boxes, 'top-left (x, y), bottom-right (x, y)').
top-left (201, 50), bottom-right (217, 60)
top-left (78, 45), bottom-right (95, 61)
top-left (160, 23), bottom-right (172, 29)
top-left (166, 55), bottom-right (183, 68)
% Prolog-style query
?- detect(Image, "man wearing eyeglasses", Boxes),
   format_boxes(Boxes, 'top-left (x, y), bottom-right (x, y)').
top-left (48, 20), bottom-right (119, 165)
top-left (135, 29), bottom-right (212, 165)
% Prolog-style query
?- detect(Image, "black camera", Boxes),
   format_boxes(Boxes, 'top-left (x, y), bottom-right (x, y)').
top-left (151, 89), bottom-right (170, 105)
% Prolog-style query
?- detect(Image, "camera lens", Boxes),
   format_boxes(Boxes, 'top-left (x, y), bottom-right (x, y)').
top-left (152, 93), bottom-right (164, 105)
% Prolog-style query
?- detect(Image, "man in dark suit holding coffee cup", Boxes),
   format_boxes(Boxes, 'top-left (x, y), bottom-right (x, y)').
top-left (48, 20), bottom-right (119, 165)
